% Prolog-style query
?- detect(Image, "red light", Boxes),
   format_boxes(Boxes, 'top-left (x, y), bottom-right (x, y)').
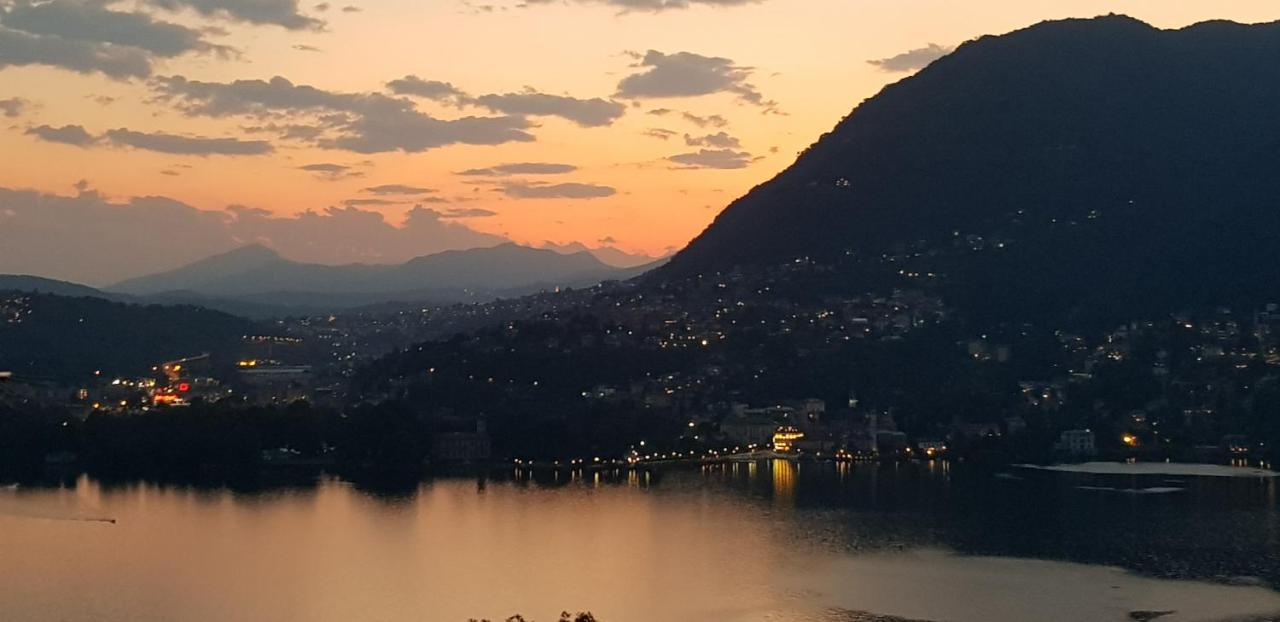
top-left (178, 382), bottom-right (190, 392)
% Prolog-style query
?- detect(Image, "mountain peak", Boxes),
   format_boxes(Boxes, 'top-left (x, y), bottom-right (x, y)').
top-left (659, 15), bottom-right (1280, 324)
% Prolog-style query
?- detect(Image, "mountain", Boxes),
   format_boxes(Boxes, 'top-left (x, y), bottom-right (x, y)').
top-left (660, 16), bottom-right (1280, 325)
top-left (109, 243), bottom-right (650, 305)
top-left (0, 275), bottom-right (114, 299)
top-left (0, 292), bottom-right (252, 381)
top-left (539, 242), bottom-right (668, 269)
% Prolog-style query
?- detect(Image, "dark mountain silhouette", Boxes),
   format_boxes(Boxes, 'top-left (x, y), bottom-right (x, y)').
top-left (110, 243), bottom-right (656, 304)
top-left (0, 275), bottom-right (116, 299)
top-left (0, 292), bottom-right (251, 381)
top-left (659, 15), bottom-right (1280, 325)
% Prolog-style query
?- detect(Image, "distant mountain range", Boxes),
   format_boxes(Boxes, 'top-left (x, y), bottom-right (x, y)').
top-left (109, 242), bottom-right (657, 299)
top-left (659, 15), bottom-right (1280, 325)
top-left (537, 242), bottom-right (668, 269)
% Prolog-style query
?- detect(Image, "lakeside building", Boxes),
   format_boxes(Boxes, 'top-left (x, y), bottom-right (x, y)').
top-left (432, 420), bottom-right (493, 464)
top-left (1056, 429), bottom-right (1097, 456)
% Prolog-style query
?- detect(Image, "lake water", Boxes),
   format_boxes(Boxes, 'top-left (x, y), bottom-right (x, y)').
top-left (3, 460), bottom-right (1280, 622)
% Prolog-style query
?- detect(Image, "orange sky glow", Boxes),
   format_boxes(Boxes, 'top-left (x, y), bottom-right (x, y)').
top-left (1, 0), bottom-right (1277, 283)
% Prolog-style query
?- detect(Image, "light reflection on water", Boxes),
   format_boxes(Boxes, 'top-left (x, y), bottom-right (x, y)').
top-left (1, 461), bottom-right (1279, 622)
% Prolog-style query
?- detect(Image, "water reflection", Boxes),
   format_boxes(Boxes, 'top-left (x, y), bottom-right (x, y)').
top-left (2, 462), bottom-right (1280, 622)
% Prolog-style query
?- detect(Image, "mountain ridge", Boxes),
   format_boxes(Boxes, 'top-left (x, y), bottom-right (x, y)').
top-left (657, 15), bottom-right (1280, 325)
top-left (110, 242), bottom-right (651, 301)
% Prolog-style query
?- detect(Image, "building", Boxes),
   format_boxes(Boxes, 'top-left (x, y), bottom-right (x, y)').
top-left (772, 426), bottom-right (805, 453)
top-left (1056, 429), bottom-right (1096, 456)
top-left (431, 420), bottom-right (492, 464)
top-left (721, 411), bottom-right (782, 446)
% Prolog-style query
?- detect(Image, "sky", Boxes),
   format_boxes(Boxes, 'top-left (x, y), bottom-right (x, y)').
top-left (1, 0), bottom-right (1278, 285)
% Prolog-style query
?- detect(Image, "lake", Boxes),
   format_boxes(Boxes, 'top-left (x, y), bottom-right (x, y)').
top-left (3, 460), bottom-right (1280, 622)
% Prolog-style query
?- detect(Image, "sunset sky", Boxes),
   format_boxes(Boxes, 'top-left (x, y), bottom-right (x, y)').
top-left (2, 0), bottom-right (1278, 285)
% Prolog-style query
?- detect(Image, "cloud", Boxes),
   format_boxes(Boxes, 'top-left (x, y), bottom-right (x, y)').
top-left (616, 50), bottom-right (776, 110)
top-left (0, 185), bottom-right (510, 284)
top-left (0, 97), bottom-right (27, 117)
top-left (28, 123), bottom-right (274, 155)
top-left (0, 0), bottom-right (231, 78)
top-left (682, 111), bottom-right (727, 127)
top-left (642, 127), bottom-right (677, 140)
top-left (292, 44), bottom-right (322, 52)
top-left (0, 23), bottom-right (153, 78)
top-left (473, 90), bottom-right (625, 127)
top-left (522, 0), bottom-right (763, 12)
top-left (499, 181), bottom-right (616, 199)
top-left (440, 207), bottom-right (497, 218)
top-left (143, 0), bottom-right (324, 30)
top-left (2, 0), bottom-right (233, 57)
top-left (299, 162), bottom-right (361, 180)
top-left (684, 131), bottom-right (739, 148)
top-left (362, 184), bottom-right (435, 195)
top-left (102, 128), bottom-right (273, 155)
top-left (867, 43), bottom-right (952, 72)
top-left (667, 148), bottom-right (753, 169)
top-left (389, 76), bottom-right (625, 127)
top-left (386, 75), bottom-right (468, 103)
top-left (457, 162), bottom-right (577, 176)
top-left (26, 123), bottom-right (97, 146)
top-left (341, 197), bottom-right (404, 207)
top-left (150, 75), bottom-right (536, 153)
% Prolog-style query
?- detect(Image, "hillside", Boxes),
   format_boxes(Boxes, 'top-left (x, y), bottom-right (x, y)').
top-left (660, 16), bottom-right (1280, 325)
top-left (0, 275), bottom-right (114, 299)
top-left (0, 292), bottom-right (252, 381)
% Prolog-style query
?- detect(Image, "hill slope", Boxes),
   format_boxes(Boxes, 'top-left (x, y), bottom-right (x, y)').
top-left (0, 275), bottom-right (113, 299)
top-left (0, 292), bottom-right (252, 381)
top-left (660, 16), bottom-right (1280, 324)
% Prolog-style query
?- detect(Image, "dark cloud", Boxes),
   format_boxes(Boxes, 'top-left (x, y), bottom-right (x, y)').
top-left (298, 162), bottom-right (360, 180)
top-left (667, 148), bottom-right (753, 169)
top-left (0, 22), bottom-right (153, 78)
top-left (642, 127), bottom-right (677, 140)
top-left (143, 0), bottom-right (324, 30)
top-left (0, 97), bottom-right (29, 117)
top-left (457, 162), bottom-right (577, 176)
top-left (386, 75), bottom-right (468, 103)
top-left (499, 181), bottom-right (616, 199)
top-left (102, 128), bottom-right (273, 155)
top-left (388, 76), bottom-right (625, 127)
top-left (362, 184), bottom-right (435, 195)
top-left (2, 0), bottom-right (232, 57)
top-left (27, 123), bottom-right (275, 156)
top-left (341, 197), bottom-right (404, 207)
top-left (150, 75), bottom-right (536, 153)
top-left (241, 121), bottom-right (325, 140)
top-left (867, 43), bottom-right (952, 72)
top-left (683, 131), bottom-right (739, 148)
top-left (0, 0), bottom-right (232, 78)
top-left (616, 50), bottom-right (776, 110)
top-left (26, 124), bottom-right (96, 146)
top-left (0, 186), bottom-right (509, 284)
top-left (314, 2), bottom-right (331, 11)
top-left (341, 5), bottom-right (360, 12)
top-left (473, 90), bottom-right (625, 127)
top-left (682, 111), bottom-right (727, 127)
top-left (440, 207), bottom-right (498, 218)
